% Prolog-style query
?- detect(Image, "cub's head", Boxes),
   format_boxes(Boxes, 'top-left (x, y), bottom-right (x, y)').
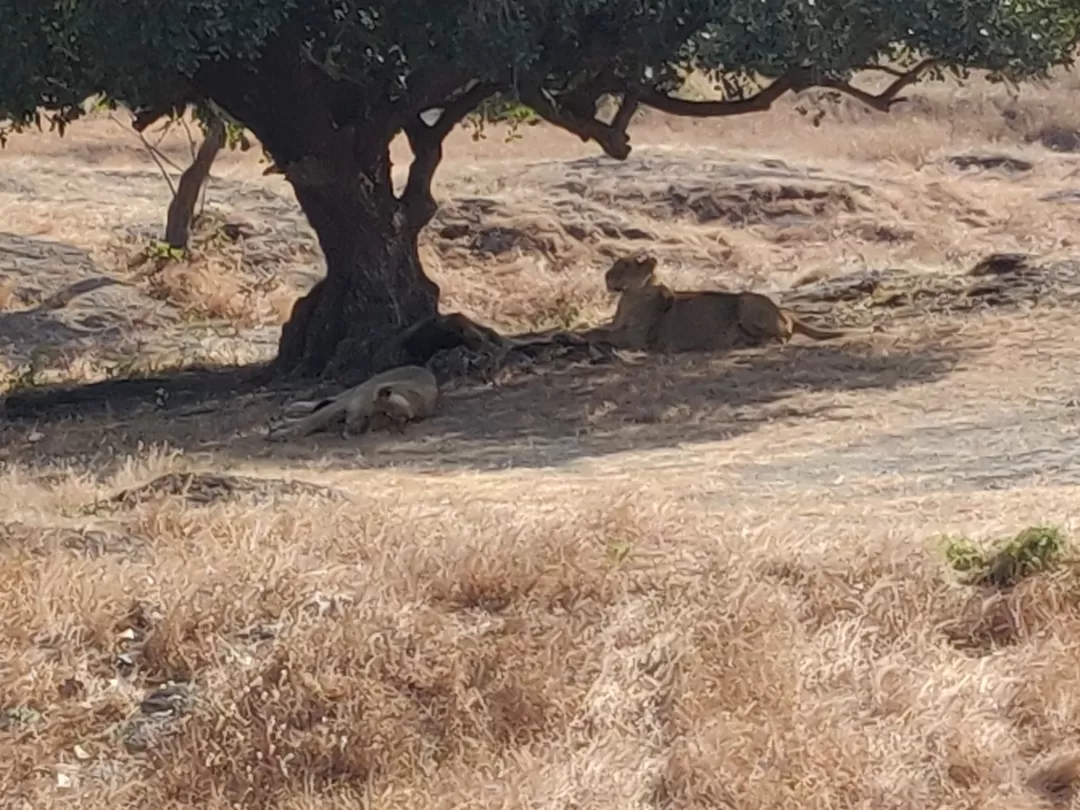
top-left (373, 385), bottom-right (412, 417)
top-left (604, 252), bottom-right (659, 293)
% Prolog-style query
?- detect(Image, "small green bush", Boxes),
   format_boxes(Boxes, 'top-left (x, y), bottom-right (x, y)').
top-left (941, 525), bottom-right (1067, 588)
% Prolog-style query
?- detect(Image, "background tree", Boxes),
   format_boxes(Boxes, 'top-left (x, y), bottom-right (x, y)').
top-left (99, 93), bottom-right (254, 253)
top-left (1, 1), bottom-right (1077, 379)
top-left (129, 103), bottom-right (230, 253)
top-left (159, 113), bottom-right (228, 252)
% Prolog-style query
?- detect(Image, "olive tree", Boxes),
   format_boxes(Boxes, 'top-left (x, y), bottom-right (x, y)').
top-left (1, 1), bottom-right (1076, 378)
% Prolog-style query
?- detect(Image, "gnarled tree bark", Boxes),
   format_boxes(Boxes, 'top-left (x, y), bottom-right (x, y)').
top-left (274, 160), bottom-right (440, 379)
top-left (192, 43), bottom-right (458, 381)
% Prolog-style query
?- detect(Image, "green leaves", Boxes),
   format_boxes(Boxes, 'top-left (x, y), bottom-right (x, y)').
top-left (0, 0), bottom-right (1077, 139)
top-left (0, 0), bottom-right (295, 130)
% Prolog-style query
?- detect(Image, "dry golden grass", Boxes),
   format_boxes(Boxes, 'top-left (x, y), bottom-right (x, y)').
top-left (5, 66), bottom-right (1080, 808)
top-left (117, 210), bottom-right (301, 330)
top-left (140, 251), bottom-right (294, 329)
top-left (3, 460), bottom-right (1080, 809)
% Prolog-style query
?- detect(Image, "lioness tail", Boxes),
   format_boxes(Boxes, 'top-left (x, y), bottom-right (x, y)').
top-left (784, 311), bottom-right (846, 341)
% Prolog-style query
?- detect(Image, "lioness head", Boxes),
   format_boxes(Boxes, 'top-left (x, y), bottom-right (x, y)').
top-left (374, 386), bottom-right (412, 416)
top-left (604, 252), bottom-right (659, 293)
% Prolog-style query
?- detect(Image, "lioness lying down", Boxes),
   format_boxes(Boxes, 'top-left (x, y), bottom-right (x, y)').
top-left (268, 365), bottom-right (439, 440)
top-left (586, 252), bottom-right (848, 352)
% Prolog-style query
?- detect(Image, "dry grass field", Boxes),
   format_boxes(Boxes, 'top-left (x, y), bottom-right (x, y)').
top-left (4, 68), bottom-right (1080, 808)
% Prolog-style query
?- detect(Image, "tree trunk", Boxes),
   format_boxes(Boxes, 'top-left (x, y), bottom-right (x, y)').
top-left (164, 117), bottom-right (227, 249)
top-left (188, 51), bottom-right (449, 381)
top-left (272, 168), bottom-right (440, 381)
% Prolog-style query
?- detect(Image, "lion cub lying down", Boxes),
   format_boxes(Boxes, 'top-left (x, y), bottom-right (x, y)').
top-left (268, 365), bottom-right (438, 440)
top-left (589, 252), bottom-right (847, 352)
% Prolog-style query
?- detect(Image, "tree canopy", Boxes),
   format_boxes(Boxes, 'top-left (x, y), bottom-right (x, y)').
top-left (2, 0), bottom-right (1079, 378)
top-left (3, 1), bottom-right (1077, 143)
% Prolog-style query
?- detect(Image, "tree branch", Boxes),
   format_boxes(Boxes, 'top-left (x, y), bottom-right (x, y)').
top-left (818, 58), bottom-right (939, 111)
top-left (402, 67), bottom-right (479, 119)
top-left (398, 81), bottom-right (500, 230)
top-left (130, 80), bottom-right (197, 133)
top-left (193, 27), bottom-right (386, 174)
top-left (852, 64), bottom-right (914, 78)
top-left (131, 99), bottom-right (190, 133)
top-left (513, 57), bottom-right (930, 161)
top-left (625, 59), bottom-right (934, 123)
top-left (517, 64), bottom-right (805, 159)
top-left (518, 79), bottom-right (632, 160)
top-left (610, 87), bottom-right (640, 133)
top-left (635, 68), bottom-right (810, 118)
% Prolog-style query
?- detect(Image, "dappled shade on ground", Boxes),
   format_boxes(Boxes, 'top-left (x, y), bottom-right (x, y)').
top-left (4, 252), bottom-right (1076, 474)
top-left (1, 330), bottom-right (965, 474)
